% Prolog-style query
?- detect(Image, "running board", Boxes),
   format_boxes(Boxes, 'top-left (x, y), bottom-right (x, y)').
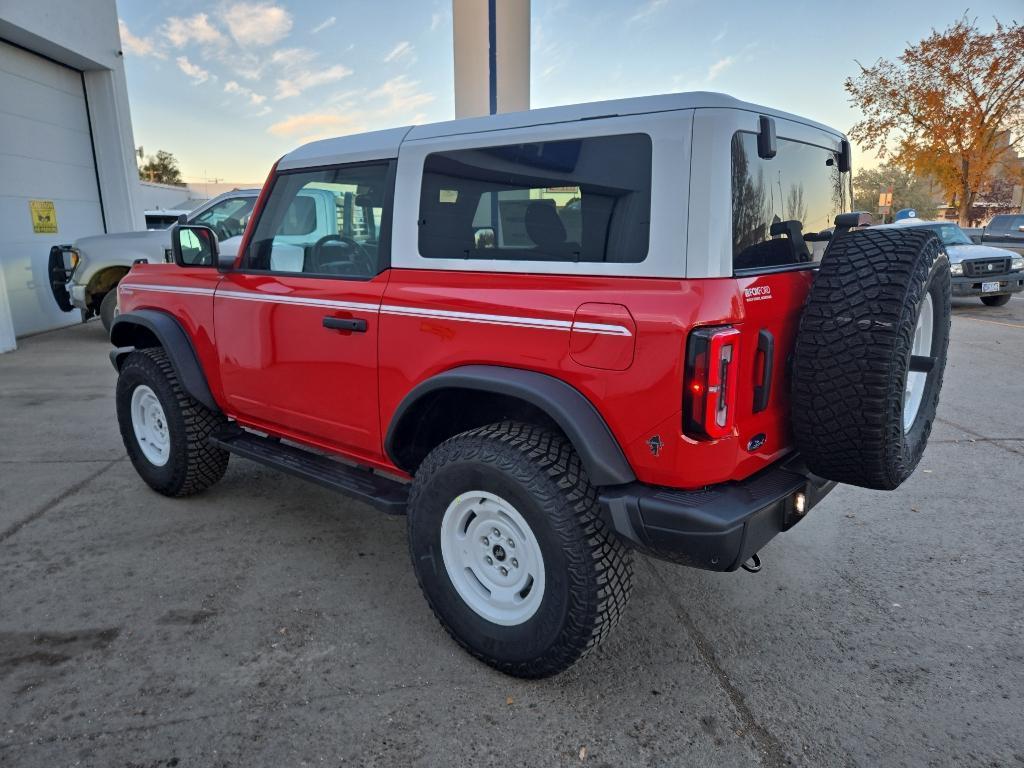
top-left (210, 429), bottom-right (408, 514)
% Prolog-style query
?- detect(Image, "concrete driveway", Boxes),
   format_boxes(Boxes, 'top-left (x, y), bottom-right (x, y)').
top-left (1, 297), bottom-right (1022, 767)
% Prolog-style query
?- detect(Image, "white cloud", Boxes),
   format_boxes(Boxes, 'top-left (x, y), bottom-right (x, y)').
top-left (119, 19), bottom-right (165, 58)
top-left (311, 16), bottom-right (336, 33)
top-left (275, 64), bottom-right (352, 99)
top-left (162, 13), bottom-right (225, 47)
top-left (706, 56), bottom-right (735, 82)
top-left (225, 80), bottom-right (267, 105)
top-left (383, 41), bottom-right (415, 64)
top-left (176, 56), bottom-right (211, 84)
top-left (628, 0), bottom-right (668, 24)
top-left (375, 75), bottom-right (435, 116)
top-left (221, 2), bottom-right (293, 46)
top-left (268, 112), bottom-right (365, 143)
top-left (430, 10), bottom-right (446, 31)
top-left (271, 47), bottom-right (317, 67)
top-left (268, 75), bottom-right (435, 144)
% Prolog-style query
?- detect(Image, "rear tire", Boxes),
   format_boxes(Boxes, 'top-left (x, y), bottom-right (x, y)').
top-left (980, 294), bottom-right (1011, 307)
top-left (407, 421), bottom-right (633, 678)
top-left (116, 348), bottom-right (229, 497)
top-left (99, 290), bottom-right (118, 333)
top-left (791, 227), bottom-right (951, 490)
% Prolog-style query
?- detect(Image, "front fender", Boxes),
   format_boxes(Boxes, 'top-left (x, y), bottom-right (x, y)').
top-left (109, 309), bottom-right (218, 412)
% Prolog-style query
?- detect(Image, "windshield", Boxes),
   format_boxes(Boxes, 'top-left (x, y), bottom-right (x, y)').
top-left (921, 223), bottom-right (972, 246)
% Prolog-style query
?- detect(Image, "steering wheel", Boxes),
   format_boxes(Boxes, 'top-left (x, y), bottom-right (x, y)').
top-left (310, 234), bottom-right (375, 276)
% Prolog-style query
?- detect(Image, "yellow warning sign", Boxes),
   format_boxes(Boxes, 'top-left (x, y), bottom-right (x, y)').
top-left (29, 200), bottom-right (58, 234)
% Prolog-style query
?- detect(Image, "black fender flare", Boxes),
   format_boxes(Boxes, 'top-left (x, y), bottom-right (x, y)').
top-left (385, 365), bottom-right (636, 487)
top-left (109, 309), bottom-right (218, 412)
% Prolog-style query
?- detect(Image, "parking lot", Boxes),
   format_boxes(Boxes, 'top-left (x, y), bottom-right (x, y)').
top-left (1, 297), bottom-right (1022, 767)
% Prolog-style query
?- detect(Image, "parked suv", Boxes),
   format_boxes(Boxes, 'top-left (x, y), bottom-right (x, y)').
top-left (875, 217), bottom-right (1023, 306)
top-left (109, 93), bottom-right (950, 677)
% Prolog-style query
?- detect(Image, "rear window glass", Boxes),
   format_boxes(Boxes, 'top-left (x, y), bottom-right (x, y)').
top-left (731, 132), bottom-right (850, 273)
top-left (418, 134), bottom-right (652, 263)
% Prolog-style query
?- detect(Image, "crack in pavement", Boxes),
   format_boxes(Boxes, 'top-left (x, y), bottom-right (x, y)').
top-left (646, 559), bottom-right (789, 768)
top-left (935, 417), bottom-right (1024, 457)
top-left (0, 680), bottom-right (434, 749)
top-left (0, 459), bottom-right (122, 543)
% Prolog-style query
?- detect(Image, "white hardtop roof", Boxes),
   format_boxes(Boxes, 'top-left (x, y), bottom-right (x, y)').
top-left (276, 91), bottom-right (845, 171)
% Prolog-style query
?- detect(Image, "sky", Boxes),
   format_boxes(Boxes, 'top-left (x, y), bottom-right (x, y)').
top-left (117, 0), bottom-right (1022, 184)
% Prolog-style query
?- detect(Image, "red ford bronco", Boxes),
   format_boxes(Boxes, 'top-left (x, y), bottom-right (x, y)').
top-left (110, 93), bottom-right (951, 677)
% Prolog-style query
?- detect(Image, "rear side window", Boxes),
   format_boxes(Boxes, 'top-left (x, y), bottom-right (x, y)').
top-left (731, 132), bottom-right (849, 273)
top-left (418, 134), bottom-right (652, 263)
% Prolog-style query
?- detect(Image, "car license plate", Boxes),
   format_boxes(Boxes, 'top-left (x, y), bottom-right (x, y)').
top-left (982, 281), bottom-right (1001, 293)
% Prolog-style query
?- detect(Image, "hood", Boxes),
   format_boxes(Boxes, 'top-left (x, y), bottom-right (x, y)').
top-left (73, 229), bottom-right (169, 250)
top-left (945, 243), bottom-right (1018, 263)
top-left (220, 235), bottom-right (242, 258)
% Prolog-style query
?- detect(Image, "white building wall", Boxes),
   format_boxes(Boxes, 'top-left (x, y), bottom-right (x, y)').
top-left (0, 0), bottom-right (141, 340)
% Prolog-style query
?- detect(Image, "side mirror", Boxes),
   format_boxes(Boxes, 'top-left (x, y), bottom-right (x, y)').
top-left (170, 224), bottom-right (219, 268)
top-left (838, 139), bottom-right (852, 173)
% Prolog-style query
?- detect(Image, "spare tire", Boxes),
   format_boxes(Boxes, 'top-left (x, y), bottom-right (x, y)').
top-left (791, 227), bottom-right (951, 490)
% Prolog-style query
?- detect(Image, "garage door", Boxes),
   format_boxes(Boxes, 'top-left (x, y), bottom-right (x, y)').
top-left (0, 39), bottom-right (105, 336)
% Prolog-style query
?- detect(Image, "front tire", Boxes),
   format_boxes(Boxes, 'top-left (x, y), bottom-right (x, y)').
top-left (980, 294), bottom-right (1011, 307)
top-left (116, 348), bottom-right (229, 497)
top-left (407, 422), bottom-right (633, 678)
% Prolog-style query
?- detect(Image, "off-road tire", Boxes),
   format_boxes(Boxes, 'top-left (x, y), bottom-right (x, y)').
top-left (116, 348), bottom-right (229, 496)
top-left (791, 227), bottom-right (951, 490)
top-left (99, 290), bottom-right (118, 333)
top-left (980, 294), bottom-right (1011, 307)
top-left (407, 421), bottom-right (633, 678)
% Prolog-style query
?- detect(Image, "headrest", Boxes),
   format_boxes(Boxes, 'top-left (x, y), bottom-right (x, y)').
top-left (524, 201), bottom-right (567, 250)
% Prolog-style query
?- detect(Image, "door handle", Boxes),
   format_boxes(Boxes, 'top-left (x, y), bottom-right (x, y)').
top-left (322, 316), bottom-right (367, 333)
top-left (753, 329), bottom-right (774, 413)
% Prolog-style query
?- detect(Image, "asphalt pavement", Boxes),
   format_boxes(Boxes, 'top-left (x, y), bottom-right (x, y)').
top-left (1, 296), bottom-right (1022, 767)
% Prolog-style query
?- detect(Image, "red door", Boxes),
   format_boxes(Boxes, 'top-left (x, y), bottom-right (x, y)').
top-left (211, 160), bottom-right (395, 463)
top-left (213, 272), bottom-right (388, 460)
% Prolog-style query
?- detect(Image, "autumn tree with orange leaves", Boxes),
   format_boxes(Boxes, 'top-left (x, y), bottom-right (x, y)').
top-left (845, 17), bottom-right (1024, 225)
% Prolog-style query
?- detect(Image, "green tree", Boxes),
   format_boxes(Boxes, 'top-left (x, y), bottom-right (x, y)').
top-left (853, 164), bottom-right (938, 222)
top-left (138, 150), bottom-right (183, 185)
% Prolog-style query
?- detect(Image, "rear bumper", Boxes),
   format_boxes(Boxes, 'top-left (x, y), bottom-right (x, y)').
top-left (952, 273), bottom-right (1024, 297)
top-left (598, 455), bottom-right (836, 571)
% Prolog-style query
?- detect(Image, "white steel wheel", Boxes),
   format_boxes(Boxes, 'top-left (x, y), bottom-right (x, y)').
top-left (130, 384), bottom-right (171, 466)
top-left (903, 291), bottom-right (934, 432)
top-left (439, 491), bottom-right (546, 627)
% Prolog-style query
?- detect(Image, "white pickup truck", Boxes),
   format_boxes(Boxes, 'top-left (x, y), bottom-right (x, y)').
top-left (49, 187), bottom-right (346, 330)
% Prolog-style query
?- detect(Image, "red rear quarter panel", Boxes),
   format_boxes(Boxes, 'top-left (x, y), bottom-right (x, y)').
top-left (380, 269), bottom-right (812, 488)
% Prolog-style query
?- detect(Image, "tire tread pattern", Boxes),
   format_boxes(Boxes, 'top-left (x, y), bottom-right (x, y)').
top-left (118, 348), bottom-right (229, 496)
top-left (791, 227), bottom-right (950, 490)
top-left (408, 421), bottom-right (633, 678)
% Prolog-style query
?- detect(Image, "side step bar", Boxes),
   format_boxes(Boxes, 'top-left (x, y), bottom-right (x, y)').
top-left (210, 428), bottom-right (409, 514)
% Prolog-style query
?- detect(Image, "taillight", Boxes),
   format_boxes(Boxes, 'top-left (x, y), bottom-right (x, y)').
top-left (684, 326), bottom-right (741, 439)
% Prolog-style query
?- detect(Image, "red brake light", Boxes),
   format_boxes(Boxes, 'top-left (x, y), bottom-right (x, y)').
top-left (684, 326), bottom-right (741, 439)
